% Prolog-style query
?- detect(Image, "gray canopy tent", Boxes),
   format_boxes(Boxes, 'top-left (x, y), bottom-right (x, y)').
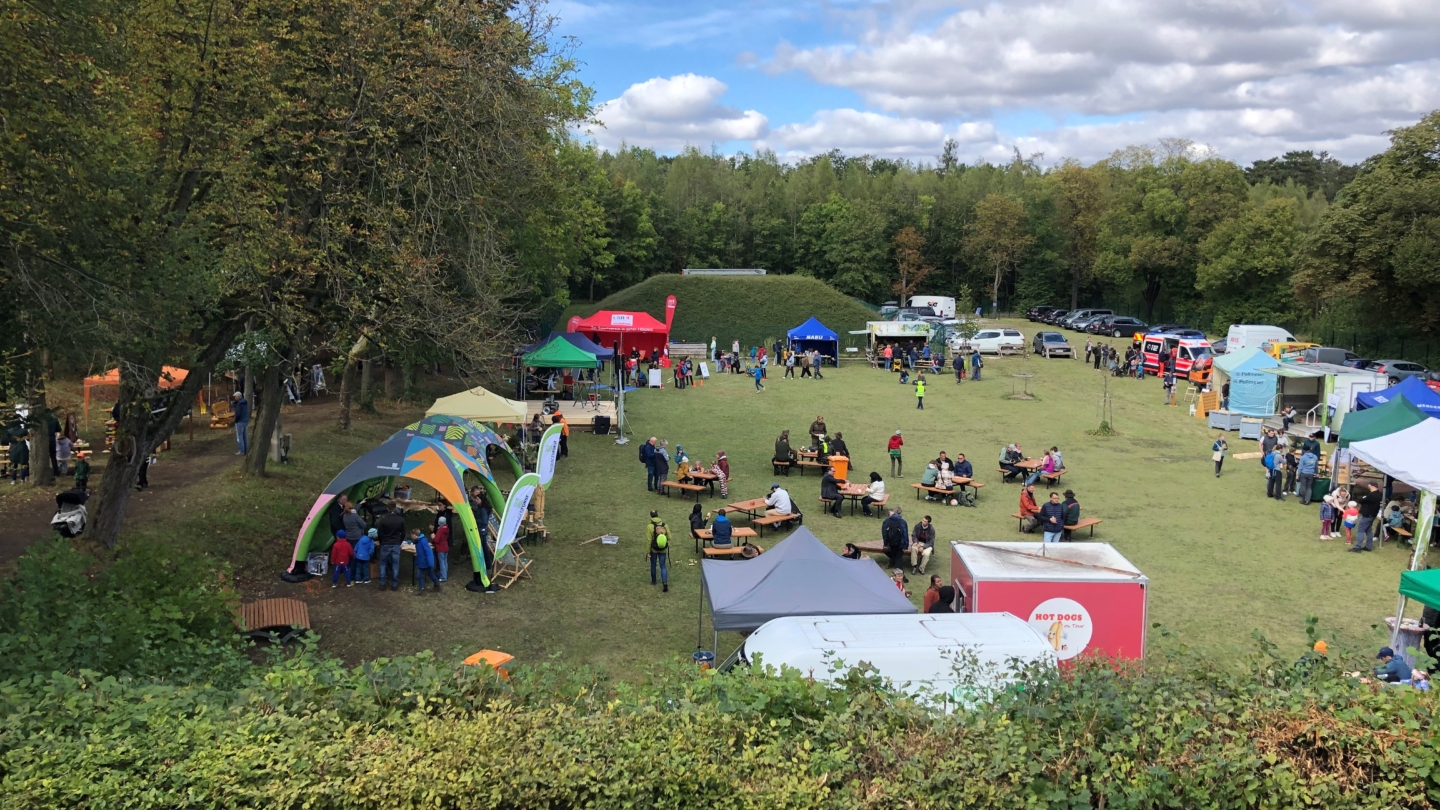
top-left (698, 526), bottom-right (916, 654)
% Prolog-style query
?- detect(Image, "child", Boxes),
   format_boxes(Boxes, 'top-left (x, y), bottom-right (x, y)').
top-left (433, 516), bottom-right (451, 582)
top-left (1341, 501), bottom-right (1360, 545)
top-left (353, 528), bottom-right (375, 584)
top-left (330, 530), bottom-right (354, 587)
top-left (891, 568), bottom-right (911, 598)
top-left (1319, 495), bottom-right (1337, 541)
top-left (412, 529), bottom-right (440, 593)
top-left (55, 435), bottom-right (72, 476)
top-left (1384, 504), bottom-right (1408, 545)
top-left (72, 456), bottom-right (92, 491)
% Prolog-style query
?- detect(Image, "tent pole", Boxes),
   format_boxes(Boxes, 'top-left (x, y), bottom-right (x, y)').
top-left (1391, 490), bottom-right (1436, 647)
top-left (697, 575), bottom-right (705, 650)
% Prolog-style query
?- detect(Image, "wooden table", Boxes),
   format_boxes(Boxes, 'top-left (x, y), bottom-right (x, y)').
top-left (839, 483), bottom-right (869, 515)
top-left (797, 449), bottom-right (818, 460)
top-left (694, 526), bottom-right (758, 553)
top-left (684, 469), bottom-right (719, 495)
top-left (725, 498), bottom-right (770, 520)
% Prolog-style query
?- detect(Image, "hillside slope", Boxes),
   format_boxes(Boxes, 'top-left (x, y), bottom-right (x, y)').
top-left (557, 274), bottom-right (878, 349)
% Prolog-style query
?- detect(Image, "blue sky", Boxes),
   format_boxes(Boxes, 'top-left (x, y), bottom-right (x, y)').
top-left (557, 0), bottom-right (1440, 165)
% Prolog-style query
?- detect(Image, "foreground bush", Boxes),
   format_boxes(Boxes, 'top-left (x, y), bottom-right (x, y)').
top-left (2, 646), bottom-right (1435, 808)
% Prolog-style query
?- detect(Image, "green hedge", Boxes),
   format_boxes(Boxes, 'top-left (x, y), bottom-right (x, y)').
top-left (3, 648), bottom-right (1436, 808)
top-left (557, 274), bottom-right (879, 350)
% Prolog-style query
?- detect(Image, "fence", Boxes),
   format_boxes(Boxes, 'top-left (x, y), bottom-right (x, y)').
top-left (1307, 330), bottom-right (1438, 368)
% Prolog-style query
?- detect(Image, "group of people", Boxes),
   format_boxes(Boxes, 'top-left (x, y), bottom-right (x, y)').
top-left (1017, 485), bottom-right (1083, 543)
top-left (878, 343), bottom-right (985, 385)
top-left (324, 485), bottom-right (500, 593)
top-left (917, 451), bottom-right (977, 505)
top-left (998, 443), bottom-right (1064, 484)
top-left (640, 436), bottom-right (730, 497)
top-left (5, 408), bottom-right (87, 487)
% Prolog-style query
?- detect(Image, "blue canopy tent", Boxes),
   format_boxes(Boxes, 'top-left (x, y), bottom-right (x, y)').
top-left (1354, 375), bottom-right (1440, 418)
top-left (786, 317), bottom-right (840, 362)
top-left (1213, 346), bottom-right (1279, 415)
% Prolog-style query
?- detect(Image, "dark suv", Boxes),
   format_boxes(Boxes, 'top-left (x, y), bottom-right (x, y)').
top-left (1027, 306), bottom-right (1056, 321)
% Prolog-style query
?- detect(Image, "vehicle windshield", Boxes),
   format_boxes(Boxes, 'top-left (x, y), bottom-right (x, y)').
top-left (1190, 347), bottom-right (1211, 361)
top-left (1043, 334), bottom-right (1065, 343)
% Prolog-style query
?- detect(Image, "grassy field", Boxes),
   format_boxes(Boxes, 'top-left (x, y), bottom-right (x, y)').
top-left (556, 274), bottom-right (879, 349)
top-left (13, 320), bottom-right (1409, 678)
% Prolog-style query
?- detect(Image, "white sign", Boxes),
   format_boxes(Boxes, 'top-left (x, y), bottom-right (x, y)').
top-left (648, 368), bottom-right (662, 388)
top-left (610, 314), bottom-right (633, 326)
top-left (1027, 597), bottom-right (1093, 661)
top-left (536, 424), bottom-right (563, 488)
top-left (699, 362), bottom-right (710, 379)
top-left (494, 473), bottom-right (540, 556)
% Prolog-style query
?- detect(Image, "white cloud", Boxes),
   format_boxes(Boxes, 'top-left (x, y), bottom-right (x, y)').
top-left (587, 74), bottom-right (769, 150)
top-left (760, 109), bottom-right (995, 160)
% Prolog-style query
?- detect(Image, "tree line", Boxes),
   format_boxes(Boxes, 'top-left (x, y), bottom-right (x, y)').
top-left (542, 118), bottom-right (1439, 343)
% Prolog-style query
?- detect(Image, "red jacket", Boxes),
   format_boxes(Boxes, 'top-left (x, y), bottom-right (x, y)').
top-left (888, 435), bottom-right (904, 451)
top-left (330, 538), bottom-right (354, 566)
top-left (433, 525), bottom-right (451, 553)
top-left (1019, 489), bottom-right (1040, 517)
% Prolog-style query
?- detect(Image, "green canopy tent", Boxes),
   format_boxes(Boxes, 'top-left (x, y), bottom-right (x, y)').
top-left (523, 335), bottom-right (599, 369)
top-left (1337, 396), bottom-right (1430, 448)
top-left (1399, 569), bottom-right (1440, 611)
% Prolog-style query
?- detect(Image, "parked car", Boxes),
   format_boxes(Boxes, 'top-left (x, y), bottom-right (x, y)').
top-left (1225, 324), bottom-right (1295, 354)
top-left (1370, 359), bottom-right (1431, 384)
top-left (1148, 323), bottom-right (1187, 334)
top-left (1061, 308), bottom-right (1113, 330)
top-left (1043, 309), bottom-right (1070, 324)
top-left (1300, 346), bottom-right (1364, 366)
top-left (1164, 329), bottom-right (1207, 340)
top-left (879, 302), bottom-right (900, 319)
top-left (1094, 316), bottom-right (1148, 337)
top-left (1033, 331), bottom-right (1073, 358)
top-left (966, 328), bottom-right (1026, 354)
top-left (1071, 315), bottom-right (1109, 333)
top-left (1027, 306), bottom-right (1057, 321)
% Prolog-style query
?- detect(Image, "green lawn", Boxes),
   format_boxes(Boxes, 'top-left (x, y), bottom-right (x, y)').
top-left (282, 319), bottom-right (1407, 676)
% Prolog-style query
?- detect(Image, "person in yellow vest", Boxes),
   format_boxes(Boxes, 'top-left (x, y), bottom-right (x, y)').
top-left (914, 374), bottom-right (927, 409)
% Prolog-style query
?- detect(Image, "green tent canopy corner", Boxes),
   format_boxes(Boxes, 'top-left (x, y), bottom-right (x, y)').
top-left (1339, 396), bottom-right (1430, 449)
top-left (287, 434), bottom-right (491, 589)
top-left (1399, 569), bottom-right (1440, 612)
top-left (523, 335), bottom-right (599, 369)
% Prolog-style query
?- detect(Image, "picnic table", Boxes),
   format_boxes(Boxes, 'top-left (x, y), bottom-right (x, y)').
top-left (838, 483), bottom-right (869, 515)
top-left (725, 498), bottom-right (770, 520)
top-left (694, 526), bottom-right (758, 553)
top-left (684, 469), bottom-right (719, 495)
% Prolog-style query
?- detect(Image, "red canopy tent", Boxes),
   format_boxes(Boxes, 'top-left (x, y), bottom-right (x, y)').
top-left (83, 366), bottom-right (190, 424)
top-left (567, 296), bottom-right (675, 357)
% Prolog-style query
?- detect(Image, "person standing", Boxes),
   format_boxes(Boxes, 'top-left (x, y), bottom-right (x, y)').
top-left (820, 466), bottom-right (843, 518)
top-left (811, 350), bottom-right (824, 379)
top-left (1221, 381), bottom-right (1230, 410)
top-left (553, 413), bottom-right (569, 458)
top-left (649, 520), bottom-right (671, 593)
top-left (952, 352), bottom-right (964, 384)
top-left (433, 516), bottom-right (451, 582)
top-left (1061, 489), bottom-right (1080, 542)
top-left (1297, 448), bottom-right (1318, 504)
top-left (809, 416), bottom-right (828, 450)
top-left (412, 529), bottom-right (441, 593)
top-left (710, 336), bottom-right (717, 363)
top-left (922, 575), bottom-right (944, 612)
top-left (1039, 491), bottom-right (1066, 543)
top-left (1084, 338), bottom-right (1093, 364)
top-left (652, 440), bottom-right (671, 493)
top-left (784, 350), bottom-right (796, 379)
top-left (712, 450), bottom-right (730, 497)
top-left (1351, 484), bottom-right (1383, 553)
top-left (913, 374), bottom-right (926, 409)
top-left (1212, 434), bottom-right (1228, 477)
top-left (375, 505), bottom-right (407, 591)
top-left (881, 506), bottom-right (908, 568)
top-left (1163, 368), bottom-right (1176, 406)
top-left (329, 531), bottom-right (354, 587)
top-left (1260, 429), bottom-right (1278, 469)
top-left (1265, 445), bottom-right (1286, 501)
top-left (970, 347), bottom-right (982, 381)
top-left (232, 391), bottom-right (250, 455)
top-left (888, 430), bottom-right (904, 477)
top-left (751, 364), bottom-right (764, 392)
top-left (910, 515), bottom-right (936, 574)
top-left (353, 528), bottom-right (375, 584)
top-left (640, 436), bottom-right (658, 491)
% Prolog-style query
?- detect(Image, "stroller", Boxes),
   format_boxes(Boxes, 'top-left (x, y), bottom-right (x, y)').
top-left (51, 488), bottom-right (89, 538)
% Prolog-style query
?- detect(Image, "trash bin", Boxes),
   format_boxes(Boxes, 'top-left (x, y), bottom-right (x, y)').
top-left (1312, 476), bottom-right (1331, 502)
top-left (692, 650), bottom-right (715, 670)
top-left (829, 454), bottom-right (849, 482)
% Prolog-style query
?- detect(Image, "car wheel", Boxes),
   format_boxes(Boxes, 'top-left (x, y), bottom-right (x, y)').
top-left (1113, 329), bottom-right (1122, 338)
top-left (1389, 377), bottom-right (1400, 385)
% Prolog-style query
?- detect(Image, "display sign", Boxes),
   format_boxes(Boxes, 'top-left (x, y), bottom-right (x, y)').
top-left (648, 368), bottom-right (663, 388)
top-left (610, 313), bottom-right (634, 326)
top-left (495, 473), bottom-right (540, 556)
top-left (536, 424), bottom-right (563, 489)
top-left (1026, 597), bottom-right (1094, 661)
top-left (699, 362), bottom-right (710, 378)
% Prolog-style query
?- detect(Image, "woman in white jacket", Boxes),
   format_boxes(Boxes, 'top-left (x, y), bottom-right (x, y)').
top-left (860, 471), bottom-right (886, 517)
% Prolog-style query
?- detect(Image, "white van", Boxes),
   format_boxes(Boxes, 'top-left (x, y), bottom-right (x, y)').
top-left (959, 327), bottom-right (1025, 354)
top-left (911, 296), bottom-right (956, 320)
top-left (735, 613), bottom-right (1056, 707)
top-left (1226, 325), bottom-right (1295, 355)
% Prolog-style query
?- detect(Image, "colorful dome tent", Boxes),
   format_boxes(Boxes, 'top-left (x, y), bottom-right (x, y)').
top-left (393, 414), bottom-right (523, 511)
top-left (289, 434), bottom-right (493, 588)
top-left (1354, 375), bottom-right (1440, 418)
top-left (786, 317), bottom-right (840, 361)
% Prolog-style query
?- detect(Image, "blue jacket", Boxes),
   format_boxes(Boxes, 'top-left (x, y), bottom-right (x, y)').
top-left (955, 460), bottom-right (973, 478)
top-left (233, 397), bottom-right (250, 423)
top-left (881, 514), bottom-right (909, 550)
top-left (752, 366), bottom-right (763, 380)
top-left (1298, 452), bottom-right (1318, 475)
top-left (354, 533), bottom-right (375, 561)
top-left (640, 441), bottom-right (655, 468)
top-left (711, 514), bottom-right (733, 546)
top-left (414, 535), bottom-right (435, 569)
top-left (1039, 501), bottom-right (1067, 532)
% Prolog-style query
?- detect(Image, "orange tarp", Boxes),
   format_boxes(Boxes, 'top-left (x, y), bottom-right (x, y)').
top-left (83, 366), bottom-right (191, 423)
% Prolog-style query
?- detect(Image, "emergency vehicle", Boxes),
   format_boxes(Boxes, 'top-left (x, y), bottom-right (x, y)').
top-left (1140, 333), bottom-right (1214, 383)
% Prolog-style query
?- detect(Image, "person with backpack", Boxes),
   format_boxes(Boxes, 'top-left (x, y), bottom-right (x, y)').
top-left (881, 507), bottom-right (909, 569)
top-left (649, 521), bottom-right (671, 592)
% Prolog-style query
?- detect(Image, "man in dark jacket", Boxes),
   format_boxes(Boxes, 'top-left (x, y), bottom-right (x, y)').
top-left (327, 494), bottom-right (350, 543)
top-left (232, 391), bottom-right (251, 455)
top-left (881, 506), bottom-right (908, 568)
top-left (375, 505), bottom-right (408, 590)
top-left (927, 586), bottom-right (956, 613)
top-left (1060, 490), bottom-right (1080, 542)
top-left (910, 515), bottom-right (936, 575)
top-left (1351, 484), bottom-right (1384, 552)
top-left (1039, 491), bottom-right (1067, 543)
top-left (820, 466), bottom-right (843, 518)
top-left (954, 453), bottom-right (974, 480)
top-left (809, 416), bottom-right (827, 450)
top-left (640, 436), bottom-right (658, 491)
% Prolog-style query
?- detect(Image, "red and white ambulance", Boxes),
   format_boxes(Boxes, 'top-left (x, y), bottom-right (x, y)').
top-left (1140, 333), bottom-right (1214, 383)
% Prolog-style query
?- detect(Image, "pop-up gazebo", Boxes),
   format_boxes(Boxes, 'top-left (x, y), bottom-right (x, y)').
top-left (426, 385), bottom-right (527, 424)
top-left (787, 317), bottom-right (839, 362)
top-left (567, 300), bottom-right (674, 357)
top-left (1355, 375), bottom-right (1440, 418)
top-left (1212, 347), bottom-right (1279, 416)
top-left (82, 366), bottom-right (191, 424)
top-left (523, 334), bottom-right (600, 369)
top-left (289, 434), bottom-right (492, 588)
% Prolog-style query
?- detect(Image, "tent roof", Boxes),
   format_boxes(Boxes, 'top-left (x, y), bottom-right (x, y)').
top-left (394, 415), bottom-right (522, 481)
top-left (1356, 375), bottom-right (1440, 418)
top-left (571, 310), bottom-right (669, 334)
top-left (1349, 418), bottom-right (1440, 492)
top-left (426, 386), bottom-right (527, 424)
top-left (787, 317), bottom-right (838, 342)
top-left (1400, 569), bottom-right (1440, 611)
top-left (1213, 346), bottom-right (1276, 375)
top-left (700, 526), bottom-right (916, 632)
top-left (1339, 396), bottom-right (1429, 448)
top-left (553, 330), bottom-right (614, 359)
top-left (523, 335), bottom-right (599, 368)
top-left (322, 434), bottom-right (480, 504)
top-left (83, 366), bottom-right (189, 389)
top-left (951, 542), bottom-right (1147, 583)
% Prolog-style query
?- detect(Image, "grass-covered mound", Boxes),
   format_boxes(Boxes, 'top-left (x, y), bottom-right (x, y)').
top-left (558, 274), bottom-right (878, 349)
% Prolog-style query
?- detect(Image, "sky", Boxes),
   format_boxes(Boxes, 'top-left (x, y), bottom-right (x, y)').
top-left (556, 0), bottom-right (1440, 166)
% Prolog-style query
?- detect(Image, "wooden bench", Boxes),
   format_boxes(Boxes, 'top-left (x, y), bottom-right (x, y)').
top-left (694, 527), bottom-right (757, 542)
top-left (796, 460), bottom-right (827, 475)
top-left (852, 540), bottom-right (890, 558)
top-left (1010, 513), bottom-right (1102, 536)
top-left (773, 459), bottom-right (796, 476)
top-left (210, 401), bottom-right (235, 429)
top-left (752, 512), bottom-right (801, 533)
top-left (911, 480), bottom-right (982, 500)
top-left (237, 598), bottom-right (311, 643)
top-left (659, 480), bottom-right (706, 500)
top-left (702, 542), bottom-right (764, 558)
top-left (1038, 469), bottom-right (1067, 488)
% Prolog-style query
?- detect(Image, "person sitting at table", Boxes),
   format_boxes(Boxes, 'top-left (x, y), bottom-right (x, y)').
top-left (933, 452), bottom-right (954, 474)
top-left (1024, 449), bottom-right (1056, 487)
top-left (1000, 443), bottom-right (1025, 482)
top-left (936, 467), bottom-right (957, 502)
top-left (688, 503), bottom-right (708, 543)
top-left (954, 453), bottom-right (973, 479)
top-left (820, 466), bottom-right (844, 518)
top-left (1019, 485), bottom-right (1040, 533)
top-left (816, 434), bottom-right (831, 464)
top-left (919, 462), bottom-right (940, 497)
top-left (675, 445), bottom-right (693, 481)
top-left (765, 483), bottom-right (794, 516)
top-left (860, 471), bottom-right (885, 516)
top-left (710, 508), bottom-right (733, 547)
top-left (774, 430), bottom-right (797, 472)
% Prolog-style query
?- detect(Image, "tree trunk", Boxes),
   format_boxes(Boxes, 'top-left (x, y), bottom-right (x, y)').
top-left (383, 363), bottom-right (396, 400)
top-left (991, 261), bottom-right (1004, 313)
top-left (27, 369), bottom-right (55, 488)
top-left (360, 359), bottom-right (377, 414)
top-left (1142, 275), bottom-right (1162, 321)
top-left (1070, 267), bottom-right (1080, 310)
top-left (89, 320), bottom-right (245, 549)
top-left (337, 335), bottom-right (370, 430)
top-left (245, 359), bottom-right (284, 477)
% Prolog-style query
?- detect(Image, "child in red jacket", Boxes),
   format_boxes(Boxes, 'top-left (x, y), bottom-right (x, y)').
top-left (433, 517), bottom-right (451, 582)
top-left (330, 531), bottom-right (355, 587)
